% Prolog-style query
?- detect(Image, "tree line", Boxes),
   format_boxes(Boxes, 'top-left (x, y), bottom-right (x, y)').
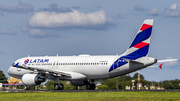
top-left (98, 73), bottom-right (180, 90)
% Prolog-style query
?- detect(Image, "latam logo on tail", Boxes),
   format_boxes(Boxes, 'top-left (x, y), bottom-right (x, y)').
top-left (24, 59), bottom-right (49, 64)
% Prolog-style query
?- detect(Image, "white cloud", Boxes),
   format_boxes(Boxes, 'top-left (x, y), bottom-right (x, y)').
top-left (21, 28), bottom-right (59, 38)
top-left (165, 3), bottom-right (180, 17)
top-left (28, 9), bottom-right (115, 29)
top-left (148, 8), bottom-right (159, 16)
top-left (0, 28), bottom-right (17, 35)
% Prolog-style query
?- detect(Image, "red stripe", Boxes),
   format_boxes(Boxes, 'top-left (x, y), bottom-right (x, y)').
top-left (140, 24), bottom-right (152, 31)
top-left (133, 42), bottom-right (149, 49)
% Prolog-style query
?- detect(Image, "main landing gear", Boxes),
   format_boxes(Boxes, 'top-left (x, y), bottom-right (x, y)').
top-left (54, 83), bottom-right (64, 90)
top-left (53, 77), bottom-right (96, 90)
top-left (54, 76), bottom-right (64, 90)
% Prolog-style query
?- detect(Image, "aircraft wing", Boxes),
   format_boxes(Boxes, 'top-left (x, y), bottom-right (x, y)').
top-left (14, 63), bottom-right (71, 77)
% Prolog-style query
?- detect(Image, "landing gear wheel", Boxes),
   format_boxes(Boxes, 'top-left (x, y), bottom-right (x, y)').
top-left (86, 84), bottom-right (91, 90)
top-left (86, 83), bottom-right (96, 90)
top-left (59, 84), bottom-right (64, 90)
top-left (54, 84), bottom-right (64, 90)
top-left (54, 84), bottom-right (60, 90)
top-left (25, 86), bottom-right (30, 90)
top-left (91, 83), bottom-right (96, 90)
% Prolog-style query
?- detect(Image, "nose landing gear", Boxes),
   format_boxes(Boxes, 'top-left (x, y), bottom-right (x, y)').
top-left (25, 86), bottom-right (30, 90)
top-left (86, 83), bottom-right (96, 90)
top-left (86, 80), bottom-right (96, 90)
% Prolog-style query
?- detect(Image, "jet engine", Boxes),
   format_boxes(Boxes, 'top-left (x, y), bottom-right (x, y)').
top-left (22, 73), bottom-right (46, 86)
top-left (70, 80), bottom-right (88, 86)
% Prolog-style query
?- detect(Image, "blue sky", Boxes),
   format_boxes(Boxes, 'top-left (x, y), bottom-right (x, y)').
top-left (0, 0), bottom-right (180, 82)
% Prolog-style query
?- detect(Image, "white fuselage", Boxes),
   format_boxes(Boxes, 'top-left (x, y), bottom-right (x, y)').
top-left (8, 54), bottom-right (156, 80)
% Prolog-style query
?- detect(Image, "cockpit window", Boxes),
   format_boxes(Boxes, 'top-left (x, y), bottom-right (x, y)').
top-left (12, 63), bottom-right (15, 67)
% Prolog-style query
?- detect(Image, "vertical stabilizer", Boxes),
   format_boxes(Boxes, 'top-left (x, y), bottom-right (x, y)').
top-left (123, 19), bottom-right (153, 60)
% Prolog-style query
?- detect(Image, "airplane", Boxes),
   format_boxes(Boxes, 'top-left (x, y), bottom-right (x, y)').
top-left (8, 19), bottom-right (177, 90)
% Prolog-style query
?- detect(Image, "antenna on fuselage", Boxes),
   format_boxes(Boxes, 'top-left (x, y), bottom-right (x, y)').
top-left (28, 54), bottom-right (30, 57)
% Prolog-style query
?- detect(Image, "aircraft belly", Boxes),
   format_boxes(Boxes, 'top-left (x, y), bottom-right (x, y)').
top-left (84, 68), bottom-right (109, 79)
top-left (108, 64), bottom-right (129, 78)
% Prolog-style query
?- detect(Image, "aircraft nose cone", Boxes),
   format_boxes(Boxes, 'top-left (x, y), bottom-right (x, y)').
top-left (8, 66), bottom-right (12, 76)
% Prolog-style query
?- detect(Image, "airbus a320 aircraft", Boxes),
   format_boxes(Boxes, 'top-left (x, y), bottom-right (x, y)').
top-left (8, 19), bottom-right (176, 90)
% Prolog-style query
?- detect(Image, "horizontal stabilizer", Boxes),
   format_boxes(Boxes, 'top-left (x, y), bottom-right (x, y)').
top-left (148, 59), bottom-right (178, 68)
top-left (122, 58), bottom-right (144, 64)
top-left (158, 59), bottom-right (178, 63)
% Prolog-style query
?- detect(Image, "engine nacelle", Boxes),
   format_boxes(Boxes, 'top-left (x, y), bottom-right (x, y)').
top-left (22, 74), bottom-right (46, 86)
top-left (70, 80), bottom-right (88, 86)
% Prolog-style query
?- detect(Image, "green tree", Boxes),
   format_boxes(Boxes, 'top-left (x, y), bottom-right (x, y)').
top-left (132, 73), bottom-right (144, 79)
top-left (0, 70), bottom-right (8, 83)
top-left (45, 80), bottom-right (57, 90)
top-left (101, 75), bottom-right (133, 90)
top-left (102, 78), bottom-right (117, 89)
top-left (163, 81), bottom-right (174, 89)
top-left (171, 79), bottom-right (180, 89)
top-left (162, 79), bottom-right (180, 89)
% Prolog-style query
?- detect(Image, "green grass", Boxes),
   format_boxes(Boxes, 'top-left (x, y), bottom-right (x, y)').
top-left (0, 91), bottom-right (180, 101)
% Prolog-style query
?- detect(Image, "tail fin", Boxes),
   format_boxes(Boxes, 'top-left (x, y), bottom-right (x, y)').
top-left (123, 19), bottom-right (153, 60)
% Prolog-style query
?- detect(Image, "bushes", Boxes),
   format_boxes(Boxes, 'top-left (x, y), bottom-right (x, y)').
top-left (98, 85), bottom-right (108, 90)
